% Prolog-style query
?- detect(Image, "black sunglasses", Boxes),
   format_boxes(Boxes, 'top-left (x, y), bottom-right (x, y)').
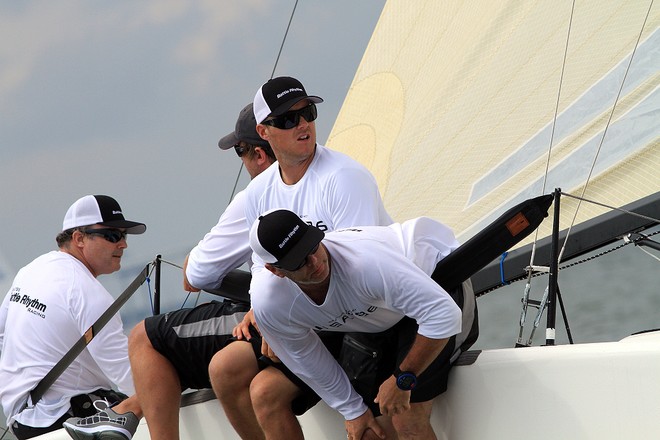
top-left (234, 144), bottom-right (250, 157)
top-left (261, 104), bottom-right (318, 130)
top-left (82, 228), bottom-right (127, 243)
top-left (277, 244), bottom-right (320, 272)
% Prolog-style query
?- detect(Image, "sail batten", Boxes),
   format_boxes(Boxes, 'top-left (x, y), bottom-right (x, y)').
top-left (328, 0), bottom-right (660, 246)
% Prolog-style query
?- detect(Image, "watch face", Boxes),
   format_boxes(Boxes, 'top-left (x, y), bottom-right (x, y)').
top-left (396, 372), bottom-right (416, 390)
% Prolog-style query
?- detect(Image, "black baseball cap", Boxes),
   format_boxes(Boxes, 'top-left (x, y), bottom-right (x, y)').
top-left (253, 76), bottom-right (323, 124)
top-left (249, 209), bottom-right (324, 271)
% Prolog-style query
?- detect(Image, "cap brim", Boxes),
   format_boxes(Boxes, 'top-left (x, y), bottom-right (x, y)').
top-left (99, 220), bottom-right (147, 235)
top-left (275, 227), bottom-right (324, 271)
top-left (270, 96), bottom-right (324, 117)
top-left (218, 131), bottom-right (239, 150)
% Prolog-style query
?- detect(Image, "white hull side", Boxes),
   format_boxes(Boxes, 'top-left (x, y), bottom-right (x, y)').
top-left (36, 331), bottom-right (660, 439)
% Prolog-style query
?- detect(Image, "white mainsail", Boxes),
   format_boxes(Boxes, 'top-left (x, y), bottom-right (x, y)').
top-left (327, 0), bottom-right (659, 245)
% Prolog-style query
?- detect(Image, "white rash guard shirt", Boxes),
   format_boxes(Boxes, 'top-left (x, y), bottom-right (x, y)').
top-left (251, 218), bottom-right (463, 420)
top-left (243, 144), bottom-right (393, 268)
top-left (0, 251), bottom-right (134, 428)
top-left (186, 190), bottom-right (253, 290)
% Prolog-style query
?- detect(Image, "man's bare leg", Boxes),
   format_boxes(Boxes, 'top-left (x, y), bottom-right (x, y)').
top-left (210, 341), bottom-right (265, 440)
top-left (249, 367), bottom-right (304, 440)
top-left (110, 394), bottom-right (142, 418)
top-left (128, 321), bottom-right (182, 440)
top-left (391, 400), bottom-right (435, 439)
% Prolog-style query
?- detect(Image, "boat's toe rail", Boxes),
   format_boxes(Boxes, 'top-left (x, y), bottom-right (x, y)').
top-left (453, 350), bottom-right (481, 366)
top-left (181, 388), bottom-right (216, 407)
top-left (620, 328), bottom-right (660, 343)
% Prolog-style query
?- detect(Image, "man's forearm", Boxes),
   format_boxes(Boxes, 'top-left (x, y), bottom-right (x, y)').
top-left (397, 334), bottom-right (449, 375)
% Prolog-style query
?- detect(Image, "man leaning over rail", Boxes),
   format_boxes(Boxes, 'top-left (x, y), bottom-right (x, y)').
top-left (248, 209), bottom-right (477, 440)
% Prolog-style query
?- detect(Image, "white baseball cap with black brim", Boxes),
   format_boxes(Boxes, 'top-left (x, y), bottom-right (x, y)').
top-left (62, 195), bottom-right (146, 234)
top-left (253, 76), bottom-right (323, 124)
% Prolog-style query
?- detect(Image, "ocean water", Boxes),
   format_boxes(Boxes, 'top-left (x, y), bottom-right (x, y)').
top-left (2, 230), bottom-right (658, 437)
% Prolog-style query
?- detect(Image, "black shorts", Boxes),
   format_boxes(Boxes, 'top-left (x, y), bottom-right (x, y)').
top-left (341, 316), bottom-right (456, 417)
top-left (144, 300), bottom-right (262, 390)
top-left (261, 331), bottom-right (345, 416)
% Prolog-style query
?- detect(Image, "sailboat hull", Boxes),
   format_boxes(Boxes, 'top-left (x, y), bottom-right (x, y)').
top-left (36, 330), bottom-right (660, 439)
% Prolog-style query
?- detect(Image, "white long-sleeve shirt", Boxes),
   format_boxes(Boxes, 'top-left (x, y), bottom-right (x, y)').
top-left (243, 144), bottom-right (393, 270)
top-left (0, 251), bottom-right (134, 428)
top-left (186, 190), bottom-right (253, 290)
top-left (251, 218), bottom-right (462, 420)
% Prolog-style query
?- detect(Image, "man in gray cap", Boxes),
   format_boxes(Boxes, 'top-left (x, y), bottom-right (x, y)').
top-left (183, 103), bottom-right (277, 292)
top-left (0, 195), bottom-right (145, 439)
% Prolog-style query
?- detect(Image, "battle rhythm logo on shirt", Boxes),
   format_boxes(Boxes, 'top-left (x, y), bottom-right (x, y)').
top-left (9, 287), bottom-right (47, 319)
top-left (313, 306), bottom-right (378, 332)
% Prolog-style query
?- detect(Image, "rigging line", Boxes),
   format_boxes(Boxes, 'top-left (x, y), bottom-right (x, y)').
top-left (270, 0), bottom-right (299, 80)
top-left (159, 258), bottom-right (184, 270)
top-left (227, 0), bottom-right (298, 202)
top-left (557, 0), bottom-right (655, 264)
top-left (561, 191), bottom-right (660, 224)
top-left (525, 0), bottom-right (576, 279)
top-left (638, 246), bottom-right (660, 262)
top-left (227, 161), bottom-right (245, 209)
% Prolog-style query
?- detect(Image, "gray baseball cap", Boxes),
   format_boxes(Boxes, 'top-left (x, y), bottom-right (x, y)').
top-left (218, 103), bottom-right (270, 150)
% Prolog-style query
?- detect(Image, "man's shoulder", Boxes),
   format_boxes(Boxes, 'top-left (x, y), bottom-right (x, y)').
top-left (316, 144), bottom-right (363, 167)
top-left (313, 145), bottom-right (373, 180)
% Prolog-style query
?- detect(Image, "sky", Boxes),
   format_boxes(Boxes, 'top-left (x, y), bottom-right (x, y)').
top-left (0, 1), bottom-right (386, 291)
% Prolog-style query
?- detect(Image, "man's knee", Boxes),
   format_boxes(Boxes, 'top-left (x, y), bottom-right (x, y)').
top-left (249, 368), bottom-right (298, 412)
top-left (128, 320), bottom-right (150, 353)
top-left (391, 401), bottom-right (434, 437)
top-left (209, 341), bottom-right (258, 392)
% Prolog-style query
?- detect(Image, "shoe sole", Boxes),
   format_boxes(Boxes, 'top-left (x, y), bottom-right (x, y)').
top-left (63, 424), bottom-right (130, 440)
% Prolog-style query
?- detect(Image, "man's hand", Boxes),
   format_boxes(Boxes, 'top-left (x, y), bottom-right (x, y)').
top-left (345, 409), bottom-right (385, 440)
top-left (373, 376), bottom-right (411, 416)
top-left (232, 309), bottom-right (259, 340)
top-left (260, 338), bottom-right (281, 363)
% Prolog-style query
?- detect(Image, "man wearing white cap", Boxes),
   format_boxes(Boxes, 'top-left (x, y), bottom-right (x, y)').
top-left (0, 195), bottom-right (145, 439)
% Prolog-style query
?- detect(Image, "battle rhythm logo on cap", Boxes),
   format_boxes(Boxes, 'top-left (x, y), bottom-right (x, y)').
top-left (253, 76), bottom-right (323, 123)
top-left (249, 209), bottom-right (325, 271)
top-left (276, 87), bottom-right (304, 99)
top-left (279, 224), bottom-right (301, 249)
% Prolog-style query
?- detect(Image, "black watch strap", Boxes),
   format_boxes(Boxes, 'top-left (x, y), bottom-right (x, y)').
top-left (393, 367), bottom-right (417, 391)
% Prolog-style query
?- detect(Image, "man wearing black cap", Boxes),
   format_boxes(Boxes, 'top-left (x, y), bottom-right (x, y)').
top-left (211, 76), bottom-right (393, 439)
top-left (248, 209), bottom-right (477, 440)
top-left (0, 195), bottom-right (145, 439)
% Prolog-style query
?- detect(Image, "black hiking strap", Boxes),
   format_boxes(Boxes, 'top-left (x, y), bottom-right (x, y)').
top-left (24, 264), bottom-right (150, 410)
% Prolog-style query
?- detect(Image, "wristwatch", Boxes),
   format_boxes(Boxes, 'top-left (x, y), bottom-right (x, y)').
top-left (393, 367), bottom-right (417, 391)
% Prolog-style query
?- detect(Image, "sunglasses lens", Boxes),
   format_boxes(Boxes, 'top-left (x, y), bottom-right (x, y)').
top-left (106, 231), bottom-right (124, 243)
top-left (84, 229), bottom-right (126, 243)
top-left (265, 104), bottom-right (317, 130)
